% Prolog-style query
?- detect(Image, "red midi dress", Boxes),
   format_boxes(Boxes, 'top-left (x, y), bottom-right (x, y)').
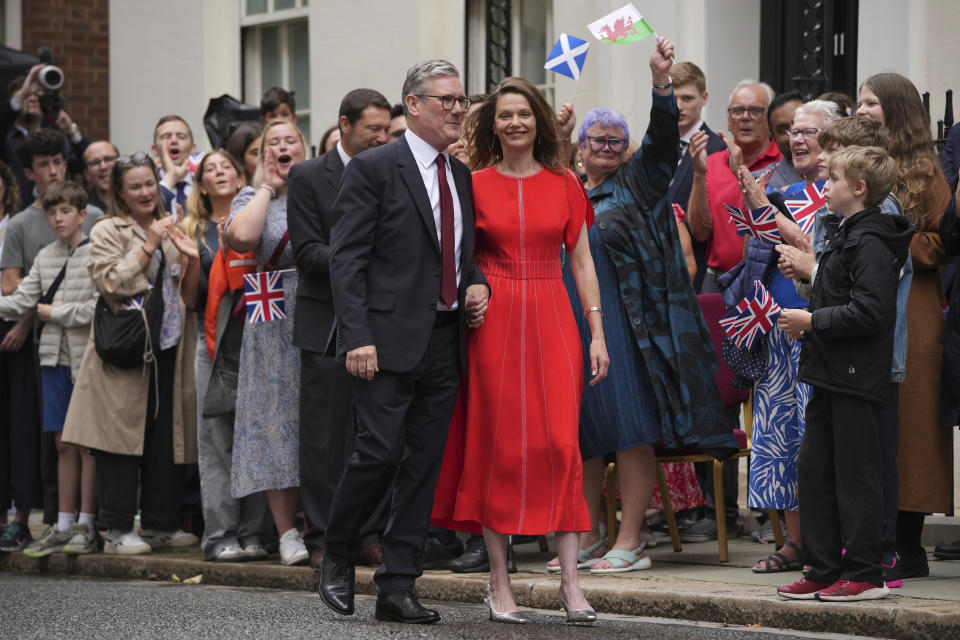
top-left (432, 166), bottom-right (593, 535)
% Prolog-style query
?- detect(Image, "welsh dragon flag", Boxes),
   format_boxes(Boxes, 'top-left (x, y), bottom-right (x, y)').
top-left (587, 3), bottom-right (655, 44)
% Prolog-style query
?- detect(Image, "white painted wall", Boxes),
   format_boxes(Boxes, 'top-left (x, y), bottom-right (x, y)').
top-left (553, 0), bottom-right (760, 141)
top-left (306, 0), bottom-right (465, 147)
top-left (109, 0), bottom-right (240, 155)
top-left (858, 0), bottom-right (960, 134)
top-left (106, 0), bottom-right (960, 155)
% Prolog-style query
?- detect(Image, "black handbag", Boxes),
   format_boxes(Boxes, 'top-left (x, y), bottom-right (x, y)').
top-left (721, 334), bottom-right (768, 389)
top-left (94, 250), bottom-right (165, 369)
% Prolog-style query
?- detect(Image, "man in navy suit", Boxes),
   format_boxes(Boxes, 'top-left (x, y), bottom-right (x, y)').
top-left (666, 62), bottom-right (725, 292)
top-left (320, 60), bottom-right (490, 624)
top-left (287, 88), bottom-right (393, 572)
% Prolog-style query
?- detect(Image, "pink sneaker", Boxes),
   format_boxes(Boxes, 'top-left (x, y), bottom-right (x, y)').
top-left (816, 579), bottom-right (890, 602)
top-left (777, 578), bottom-right (833, 600)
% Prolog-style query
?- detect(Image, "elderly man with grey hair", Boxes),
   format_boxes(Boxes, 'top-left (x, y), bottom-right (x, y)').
top-left (319, 59), bottom-right (490, 624)
top-left (686, 79), bottom-right (783, 293)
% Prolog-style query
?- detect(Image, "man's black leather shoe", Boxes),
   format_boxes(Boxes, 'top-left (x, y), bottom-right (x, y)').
top-left (448, 535), bottom-right (488, 572)
top-left (422, 534), bottom-right (464, 570)
top-left (318, 555), bottom-right (355, 615)
top-left (934, 540), bottom-right (960, 560)
top-left (374, 590), bottom-right (440, 624)
top-left (447, 535), bottom-right (517, 573)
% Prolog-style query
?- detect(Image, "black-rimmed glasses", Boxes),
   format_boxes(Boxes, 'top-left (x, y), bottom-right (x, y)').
top-left (418, 94), bottom-right (471, 111)
top-left (86, 155), bottom-right (118, 169)
top-left (786, 128), bottom-right (821, 141)
top-left (585, 135), bottom-right (628, 153)
top-left (728, 106), bottom-right (767, 120)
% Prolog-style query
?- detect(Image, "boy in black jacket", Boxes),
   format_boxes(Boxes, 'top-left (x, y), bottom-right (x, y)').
top-left (775, 146), bottom-right (914, 602)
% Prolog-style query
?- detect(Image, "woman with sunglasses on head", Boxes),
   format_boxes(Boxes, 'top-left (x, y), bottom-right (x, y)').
top-left (224, 119), bottom-right (309, 566)
top-left (181, 151), bottom-right (273, 562)
top-left (553, 39), bottom-right (738, 577)
top-left (62, 153), bottom-right (201, 555)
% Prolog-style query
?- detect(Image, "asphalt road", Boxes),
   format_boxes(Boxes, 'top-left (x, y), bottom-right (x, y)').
top-left (0, 573), bottom-right (881, 639)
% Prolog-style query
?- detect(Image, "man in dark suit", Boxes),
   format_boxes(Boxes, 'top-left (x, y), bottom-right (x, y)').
top-left (287, 88), bottom-right (393, 572)
top-left (665, 62), bottom-right (726, 292)
top-left (320, 60), bottom-right (489, 624)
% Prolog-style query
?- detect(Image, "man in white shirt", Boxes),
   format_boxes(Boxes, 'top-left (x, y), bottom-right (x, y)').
top-left (321, 60), bottom-right (489, 624)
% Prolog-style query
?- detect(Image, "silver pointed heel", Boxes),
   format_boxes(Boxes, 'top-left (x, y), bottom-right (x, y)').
top-left (558, 588), bottom-right (597, 623)
top-left (484, 584), bottom-right (530, 624)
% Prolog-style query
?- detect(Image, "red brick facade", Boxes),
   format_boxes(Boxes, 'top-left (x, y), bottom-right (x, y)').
top-left (21, 0), bottom-right (109, 142)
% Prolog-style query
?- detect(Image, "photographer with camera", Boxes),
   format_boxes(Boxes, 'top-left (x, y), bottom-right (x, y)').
top-left (1, 63), bottom-right (90, 209)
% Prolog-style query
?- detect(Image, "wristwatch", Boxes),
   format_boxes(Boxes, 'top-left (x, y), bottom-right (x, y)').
top-left (653, 77), bottom-right (672, 90)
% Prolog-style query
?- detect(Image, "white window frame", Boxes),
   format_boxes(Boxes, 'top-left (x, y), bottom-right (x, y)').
top-left (465, 1), bottom-right (554, 105)
top-left (511, 0), bottom-right (554, 106)
top-left (240, 1), bottom-right (310, 137)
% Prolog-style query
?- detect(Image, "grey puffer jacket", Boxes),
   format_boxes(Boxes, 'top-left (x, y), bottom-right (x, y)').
top-left (0, 237), bottom-right (97, 380)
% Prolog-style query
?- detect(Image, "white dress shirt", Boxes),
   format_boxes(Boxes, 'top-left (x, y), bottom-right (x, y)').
top-left (335, 140), bottom-right (352, 167)
top-left (404, 129), bottom-right (463, 310)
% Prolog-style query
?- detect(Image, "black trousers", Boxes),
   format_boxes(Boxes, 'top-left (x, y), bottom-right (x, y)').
top-left (299, 349), bottom-right (389, 554)
top-left (0, 321), bottom-right (42, 512)
top-left (799, 388), bottom-right (883, 585)
top-left (95, 348), bottom-right (184, 531)
top-left (325, 322), bottom-right (460, 594)
top-left (879, 383), bottom-right (899, 552)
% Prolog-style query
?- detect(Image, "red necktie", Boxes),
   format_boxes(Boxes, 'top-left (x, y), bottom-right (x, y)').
top-left (435, 153), bottom-right (457, 307)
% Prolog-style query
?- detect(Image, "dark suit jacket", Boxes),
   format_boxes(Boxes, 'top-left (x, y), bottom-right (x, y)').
top-left (288, 148), bottom-right (344, 352)
top-left (666, 122), bottom-right (726, 210)
top-left (329, 135), bottom-right (487, 373)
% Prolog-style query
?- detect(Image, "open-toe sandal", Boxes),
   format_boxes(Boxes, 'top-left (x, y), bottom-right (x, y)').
top-left (752, 540), bottom-right (803, 573)
top-left (547, 538), bottom-right (606, 573)
top-left (589, 545), bottom-right (651, 574)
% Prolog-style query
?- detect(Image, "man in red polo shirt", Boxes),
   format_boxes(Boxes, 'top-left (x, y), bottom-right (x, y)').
top-left (687, 80), bottom-right (782, 293)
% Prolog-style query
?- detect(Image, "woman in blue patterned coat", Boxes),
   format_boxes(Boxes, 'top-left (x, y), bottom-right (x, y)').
top-left (554, 40), bottom-right (737, 574)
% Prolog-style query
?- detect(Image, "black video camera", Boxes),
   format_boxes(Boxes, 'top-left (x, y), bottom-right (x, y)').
top-left (35, 46), bottom-right (65, 128)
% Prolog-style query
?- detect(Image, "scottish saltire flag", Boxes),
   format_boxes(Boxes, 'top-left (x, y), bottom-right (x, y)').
top-left (243, 270), bottom-right (286, 322)
top-left (544, 33), bottom-right (589, 80)
top-left (783, 180), bottom-right (827, 234)
top-left (587, 3), bottom-right (655, 44)
top-left (723, 202), bottom-right (781, 243)
top-left (719, 281), bottom-right (782, 349)
top-left (120, 294), bottom-right (145, 311)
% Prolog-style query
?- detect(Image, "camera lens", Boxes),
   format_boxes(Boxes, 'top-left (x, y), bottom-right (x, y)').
top-left (38, 65), bottom-right (63, 91)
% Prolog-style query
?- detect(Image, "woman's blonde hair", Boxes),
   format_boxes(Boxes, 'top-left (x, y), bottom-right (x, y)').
top-left (252, 120), bottom-right (307, 187)
top-left (181, 150), bottom-right (244, 249)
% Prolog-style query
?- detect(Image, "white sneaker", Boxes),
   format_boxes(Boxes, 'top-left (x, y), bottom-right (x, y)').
top-left (212, 543), bottom-right (247, 562)
top-left (103, 529), bottom-right (151, 555)
top-left (140, 529), bottom-right (199, 549)
top-left (278, 528), bottom-right (308, 566)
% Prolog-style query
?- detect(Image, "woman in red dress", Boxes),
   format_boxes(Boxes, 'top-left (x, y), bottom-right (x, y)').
top-left (433, 77), bottom-right (609, 623)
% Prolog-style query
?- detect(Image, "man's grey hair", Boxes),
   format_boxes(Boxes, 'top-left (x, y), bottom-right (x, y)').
top-left (401, 59), bottom-right (460, 116)
top-left (728, 79), bottom-right (776, 107)
top-left (794, 99), bottom-right (841, 127)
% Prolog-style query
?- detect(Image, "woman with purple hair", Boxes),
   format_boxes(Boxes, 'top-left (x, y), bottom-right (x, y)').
top-left (552, 42), bottom-right (738, 574)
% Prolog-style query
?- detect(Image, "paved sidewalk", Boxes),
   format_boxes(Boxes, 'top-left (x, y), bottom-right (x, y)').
top-left (2, 525), bottom-right (958, 639)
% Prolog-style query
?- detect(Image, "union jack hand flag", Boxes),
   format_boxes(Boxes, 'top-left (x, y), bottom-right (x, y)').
top-left (723, 202), bottom-right (781, 243)
top-left (243, 270), bottom-right (286, 323)
top-left (783, 180), bottom-right (826, 234)
top-left (719, 280), bottom-right (782, 349)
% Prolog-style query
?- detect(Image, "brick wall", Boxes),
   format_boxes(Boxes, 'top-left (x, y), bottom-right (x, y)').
top-left (21, 0), bottom-right (110, 142)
